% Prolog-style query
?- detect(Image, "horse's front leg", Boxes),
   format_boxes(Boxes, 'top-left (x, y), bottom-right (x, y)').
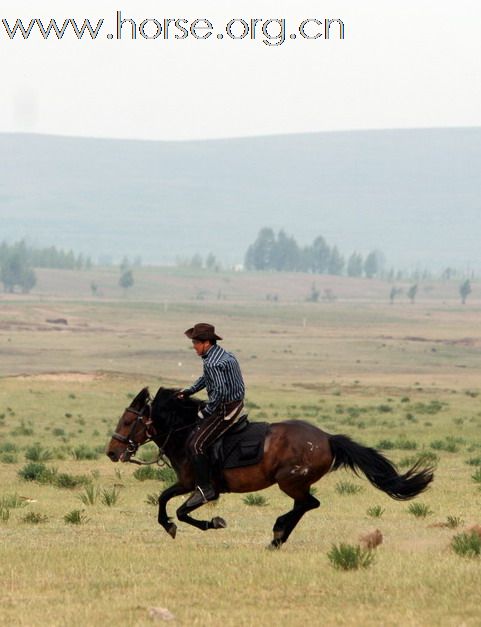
top-left (176, 499), bottom-right (227, 532)
top-left (158, 482), bottom-right (189, 538)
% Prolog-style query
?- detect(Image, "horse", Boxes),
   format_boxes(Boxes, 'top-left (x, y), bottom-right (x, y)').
top-left (106, 387), bottom-right (434, 547)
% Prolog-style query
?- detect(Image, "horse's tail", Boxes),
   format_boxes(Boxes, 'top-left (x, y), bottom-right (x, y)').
top-left (328, 434), bottom-right (434, 500)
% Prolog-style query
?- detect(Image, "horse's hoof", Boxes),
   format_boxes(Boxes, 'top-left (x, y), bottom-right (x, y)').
top-left (167, 523), bottom-right (177, 539)
top-left (266, 541), bottom-right (283, 550)
top-left (211, 516), bottom-right (227, 529)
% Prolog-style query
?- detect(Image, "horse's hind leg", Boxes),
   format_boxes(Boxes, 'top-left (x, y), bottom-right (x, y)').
top-left (271, 482), bottom-right (320, 548)
top-left (176, 500), bottom-right (227, 532)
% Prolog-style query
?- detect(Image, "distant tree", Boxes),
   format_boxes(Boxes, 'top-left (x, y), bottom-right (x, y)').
top-left (0, 249), bottom-right (37, 293)
top-left (459, 279), bottom-right (472, 305)
top-left (347, 252), bottom-right (363, 277)
top-left (119, 269), bottom-right (134, 291)
top-left (310, 236), bottom-right (330, 274)
top-left (244, 228), bottom-right (276, 270)
top-left (272, 230), bottom-right (301, 271)
top-left (327, 246), bottom-right (345, 276)
top-left (90, 281), bottom-right (99, 296)
top-left (206, 253), bottom-right (218, 271)
top-left (364, 251), bottom-right (379, 279)
top-left (407, 283), bottom-right (418, 304)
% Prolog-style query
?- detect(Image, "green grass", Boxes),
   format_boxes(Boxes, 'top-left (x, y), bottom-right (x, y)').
top-left (1, 290), bottom-right (481, 624)
top-left (100, 487), bottom-right (120, 507)
top-left (64, 509), bottom-right (89, 525)
top-left (407, 502), bottom-right (433, 518)
top-left (451, 532), bottom-right (481, 558)
top-left (366, 505), bottom-right (385, 518)
top-left (242, 494), bottom-right (269, 507)
top-left (327, 543), bottom-right (375, 570)
top-left (335, 481), bottom-right (363, 495)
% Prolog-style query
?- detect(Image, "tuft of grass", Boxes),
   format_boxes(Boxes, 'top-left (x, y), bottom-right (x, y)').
top-left (471, 468), bottom-right (481, 483)
top-left (70, 444), bottom-right (102, 460)
top-left (366, 505), bottom-right (385, 518)
top-left (445, 516), bottom-right (463, 529)
top-left (64, 509), bottom-right (89, 525)
top-left (243, 494), bottom-right (269, 507)
top-left (399, 451), bottom-right (439, 468)
top-left (22, 511), bottom-right (48, 524)
top-left (327, 543), bottom-right (375, 570)
top-left (466, 456), bottom-right (481, 467)
top-left (133, 465), bottom-right (177, 484)
top-left (18, 462), bottom-right (50, 482)
top-left (53, 472), bottom-right (91, 489)
top-left (25, 443), bottom-right (53, 462)
top-left (78, 484), bottom-right (99, 506)
top-left (407, 502), bottom-right (433, 518)
top-left (100, 487), bottom-right (120, 507)
top-left (336, 481), bottom-right (363, 495)
top-left (451, 532), bottom-right (481, 558)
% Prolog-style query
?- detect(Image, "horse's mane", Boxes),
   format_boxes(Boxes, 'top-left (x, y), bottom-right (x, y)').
top-left (151, 387), bottom-right (200, 430)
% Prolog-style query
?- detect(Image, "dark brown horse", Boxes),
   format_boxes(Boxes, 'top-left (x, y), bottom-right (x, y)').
top-left (106, 387), bottom-right (434, 547)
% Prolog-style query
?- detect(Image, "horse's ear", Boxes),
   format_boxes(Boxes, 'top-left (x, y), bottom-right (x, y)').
top-left (132, 387), bottom-right (150, 408)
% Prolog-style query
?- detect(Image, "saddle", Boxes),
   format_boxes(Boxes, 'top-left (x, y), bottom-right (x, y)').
top-left (209, 417), bottom-right (268, 471)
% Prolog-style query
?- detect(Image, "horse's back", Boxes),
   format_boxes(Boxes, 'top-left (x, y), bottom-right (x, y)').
top-left (223, 419), bottom-right (333, 492)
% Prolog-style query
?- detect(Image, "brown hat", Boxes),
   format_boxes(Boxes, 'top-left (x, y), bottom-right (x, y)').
top-left (184, 323), bottom-right (222, 342)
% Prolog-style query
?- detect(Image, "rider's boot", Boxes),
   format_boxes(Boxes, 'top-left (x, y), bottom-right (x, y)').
top-left (185, 453), bottom-right (217, 508)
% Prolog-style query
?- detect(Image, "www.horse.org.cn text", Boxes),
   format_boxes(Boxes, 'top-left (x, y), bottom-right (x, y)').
top-left (1, 13), bottom-right (346, 47)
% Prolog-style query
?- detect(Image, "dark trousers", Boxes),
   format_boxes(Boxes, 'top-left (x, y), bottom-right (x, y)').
top-left (189, 400), bottom-right (244, 456)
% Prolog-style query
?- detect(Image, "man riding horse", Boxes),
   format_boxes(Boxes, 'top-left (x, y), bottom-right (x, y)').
top-left (178, 323), bottom-right (245, 508)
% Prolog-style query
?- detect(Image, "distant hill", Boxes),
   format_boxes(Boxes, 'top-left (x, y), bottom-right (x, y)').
top-left (1, 128), bottom-right (480, 270)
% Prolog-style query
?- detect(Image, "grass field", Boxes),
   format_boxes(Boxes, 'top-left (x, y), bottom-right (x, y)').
top-left (1, 268), bottom-right (480, 626)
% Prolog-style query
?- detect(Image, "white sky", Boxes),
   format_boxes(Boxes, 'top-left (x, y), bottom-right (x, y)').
top-left (1, 0), bottom-right (481, 140)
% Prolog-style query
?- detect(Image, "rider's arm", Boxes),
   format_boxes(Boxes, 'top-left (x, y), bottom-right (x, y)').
top-left (184, 375), bottom-right (206, 396)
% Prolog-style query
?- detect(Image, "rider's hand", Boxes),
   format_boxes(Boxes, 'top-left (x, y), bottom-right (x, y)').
top-left (176, 389), bottom-right (191, 400)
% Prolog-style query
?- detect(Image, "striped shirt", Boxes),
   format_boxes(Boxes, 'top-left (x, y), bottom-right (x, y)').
top-left (186, 344), bottom-right (245, 416)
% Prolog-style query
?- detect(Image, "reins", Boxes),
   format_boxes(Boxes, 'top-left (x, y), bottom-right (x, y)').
top-left (112, 401), bottom-right (193, 468)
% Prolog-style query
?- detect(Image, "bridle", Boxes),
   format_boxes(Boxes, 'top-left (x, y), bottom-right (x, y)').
top-left (111, 395), bottom-right (195, 467)
top-left (111, 404), bottom-right (159, 464)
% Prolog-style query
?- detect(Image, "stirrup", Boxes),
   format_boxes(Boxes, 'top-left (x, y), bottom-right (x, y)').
top-left (185, 486), bottom-right (216, 507)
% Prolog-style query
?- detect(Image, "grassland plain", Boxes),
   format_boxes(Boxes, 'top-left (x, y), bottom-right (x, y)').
top-left (1, 270), bottom-right (481, 626)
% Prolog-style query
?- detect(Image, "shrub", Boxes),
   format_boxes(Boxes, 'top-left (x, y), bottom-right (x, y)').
top-left (451, 532), bottom-right (481, 558)
top-left (327, 543), bottom-right (375, 570)
top-left (0, 442), bottom-right (17, 453)
top-left (407, 502), bottom-right (432, 518)
top-left (18, 462), bottom-right (49, 482)
top-left (64, 509), bottom-right (89, 525)
top-left (0, 452), bottom-right (17, 464)
top-left (78, 484), bottom-right (99, 506)
top-left (243, 494), bottom-right (269, 507)
top-left (133, 465), bottom-right (176, 484)
top-left (10, 421), bottom-right (34, 436)
top-left (100, 487), bottom-right (120, 506)
top-left (25, 443), bottom-right (53, 462)
top-left (366, 505), bottom-right (384, 518)
top-left (70, 444), bottom-right (101, 460)
top-left (466, 457), bottom-right (481, 467)
top-left (336, 481), bottom-right (363, 495)
top-left (54, 472), bottom-right (91, 489)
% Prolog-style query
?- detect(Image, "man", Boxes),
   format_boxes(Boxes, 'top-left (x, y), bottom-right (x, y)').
top-left (179, 322), bottom-right (245, 508)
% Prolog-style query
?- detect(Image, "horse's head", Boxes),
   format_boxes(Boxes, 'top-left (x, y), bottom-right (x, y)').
top-left (106, 387), bottom-right (153, 462)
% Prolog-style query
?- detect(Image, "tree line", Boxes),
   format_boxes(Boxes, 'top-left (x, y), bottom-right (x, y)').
top-left (0, 241), bottom-right (91, 293)
top-left (244, 228), bottom-right (381, 277)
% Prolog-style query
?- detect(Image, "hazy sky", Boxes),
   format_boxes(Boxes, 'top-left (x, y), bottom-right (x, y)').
top-left (2, 0), bottom-right (480, 140)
